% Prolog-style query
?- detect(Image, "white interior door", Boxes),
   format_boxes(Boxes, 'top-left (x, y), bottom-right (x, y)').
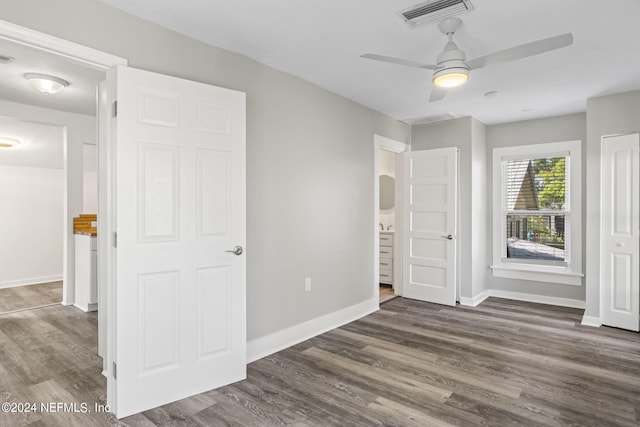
top-left (105, 66), bottom-right (246, 417)
top-left (403, 147), bottom-right (457, 306)
top-left (601, 133), bottom-right (639, 332)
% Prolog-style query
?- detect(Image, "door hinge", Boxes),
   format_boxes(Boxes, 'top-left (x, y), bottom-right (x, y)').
top-left (113, 362), bottom-right (117, 380)
top-left (113, 101), bottom-right (118, 118)
top-left (113, 231), bottom-right (117, 248)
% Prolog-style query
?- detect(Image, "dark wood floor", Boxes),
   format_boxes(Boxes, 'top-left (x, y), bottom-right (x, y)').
top-left (0, 282), bottom-right (62, 314)
top-left (1, 297), bottom-right (639, 426)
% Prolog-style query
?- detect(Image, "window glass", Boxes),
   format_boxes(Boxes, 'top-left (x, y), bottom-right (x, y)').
top-left (503, 157), bottom-right (568, 264)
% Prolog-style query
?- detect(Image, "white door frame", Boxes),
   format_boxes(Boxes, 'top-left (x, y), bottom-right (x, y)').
top-left (374, 134), bottom-right (408, 301)
top-left (0, 17), bottom-right (127, 408)
top-left (0, 20), bottom-right (127, 309)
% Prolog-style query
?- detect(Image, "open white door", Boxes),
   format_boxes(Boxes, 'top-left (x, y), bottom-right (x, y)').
top-left (403, 147), bottom-right (457, 306)
top-left (601, 133), bottom-right (639, 332)
top-left (104, 66), bottom-right (246, 417)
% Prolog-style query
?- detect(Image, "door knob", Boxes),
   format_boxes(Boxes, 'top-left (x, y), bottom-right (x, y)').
top-left (441, 234), bottom-right (453, 240)
top-left (226, 246), bottom-right (243, 256)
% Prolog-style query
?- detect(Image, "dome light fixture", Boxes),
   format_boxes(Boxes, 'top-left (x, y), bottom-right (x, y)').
top-left (0, 137), bottom-right (21, 148)
top-left (24, 73), bottom-right (69, 95)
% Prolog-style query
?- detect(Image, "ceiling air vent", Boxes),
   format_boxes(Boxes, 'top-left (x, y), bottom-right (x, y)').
top-left (403, 113), bottom-right (460, 126)
top-left (398, 0), bottom-right (474, 28)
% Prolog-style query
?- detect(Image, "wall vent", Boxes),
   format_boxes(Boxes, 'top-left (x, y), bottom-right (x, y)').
top-left (398, 0), bottom-right (474, 28)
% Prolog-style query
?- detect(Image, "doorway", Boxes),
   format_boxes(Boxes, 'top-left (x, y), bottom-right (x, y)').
top-left (0, 117), bottom-right (65, 314)
top-left (379, 148), bottom-right (397, 303)
top-left (373, 135), bottom-right (408, 305)
top-left (0, 15), bottom-right (126, 414)
top-left (0, 27), bottom-right (120, 314)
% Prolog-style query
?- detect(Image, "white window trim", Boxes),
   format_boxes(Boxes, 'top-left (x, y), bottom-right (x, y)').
top-left (491, 140), bottom-right (583, 286)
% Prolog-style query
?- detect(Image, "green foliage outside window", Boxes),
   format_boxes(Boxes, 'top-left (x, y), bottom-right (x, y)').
top-left (531, 157), bottom-right (566, 210)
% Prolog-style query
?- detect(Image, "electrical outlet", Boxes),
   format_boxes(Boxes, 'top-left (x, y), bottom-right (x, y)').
top-left (305, 277), bottom-right (311, 291)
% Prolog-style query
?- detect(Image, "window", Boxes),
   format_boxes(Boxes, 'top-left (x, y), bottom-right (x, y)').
top-left (504, 157), bottom-right (567, 264)
top-left (492, 141), bottom-right (583, 285)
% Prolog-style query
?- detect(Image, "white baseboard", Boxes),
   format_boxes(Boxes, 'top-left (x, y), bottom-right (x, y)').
top-left (247, 289), bottom-right (586, 363)
top-left (581, 315), bottom-right (602, 327)
top-left (73, 303), bottom-right (98, 313)
top-left (0, 275), bottom-right (62, 289)
top-left (487, 289), bottom-right (585, 309)
top-left (247, 297), bottom-right (379, 363)
top-left (458, 289), bottom-right (585, 309)
top-left (459, 290), bottom-right (489, 307)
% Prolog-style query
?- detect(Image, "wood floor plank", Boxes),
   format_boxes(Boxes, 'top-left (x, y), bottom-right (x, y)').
top-left (1, 297), bottom-right (640, 426)
top-left (0, 282), bottom-right (62, 314)
top-left (368, 397), bottom-right (457, 427)
top-left (252, 356), bottom-right (382, 420)
top-left (302, 346), bottom-right (452, 401)
top-left (362, 344), bottom-right (523, 398)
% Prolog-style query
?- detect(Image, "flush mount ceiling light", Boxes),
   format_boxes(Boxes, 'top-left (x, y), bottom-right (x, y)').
top-left (24, 73), bottom-right (69, 95)
top-left (0, 137), bottom-right (21, 148)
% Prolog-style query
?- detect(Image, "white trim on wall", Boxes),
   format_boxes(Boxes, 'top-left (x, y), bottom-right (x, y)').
top-left (247, 297), bottom-right (379, 363)
top-left (581, 315), bottom-right (602, 327)
top-left (459, 291), bottom-right (490, 307)
top-left (0, 19), bottom-right (127, 71)
top-left (375, 134), bottom-right (409, 153)
top-left (0, 275), bottom-right (63, 290)
top-left (459, 288), bottom-right (585, 309)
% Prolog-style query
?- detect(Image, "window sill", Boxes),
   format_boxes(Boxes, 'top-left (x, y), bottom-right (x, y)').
top-left (490, 264), bottom-right (583, 286)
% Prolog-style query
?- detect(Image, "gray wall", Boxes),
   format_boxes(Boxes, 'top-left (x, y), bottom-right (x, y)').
top-left (470, 119), bottom-right (488, 298)
top-left (585, 90), bottom-right (640, 318)
top-left (486, 113), bottom-right (587, 301)
top-left (3, 0), bottom-right (410, 341)
top-left (412, 113), bottom-right (587, 303)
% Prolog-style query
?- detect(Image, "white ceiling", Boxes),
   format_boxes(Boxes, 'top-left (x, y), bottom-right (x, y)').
top-left (0, 38), bottom-right (104, 116)
top-left (0, 117), bottom-right (64, 169)
top-left (96, 0), bottom-right (640, 125)
top-left (0, 39), bottom-right (104, 169)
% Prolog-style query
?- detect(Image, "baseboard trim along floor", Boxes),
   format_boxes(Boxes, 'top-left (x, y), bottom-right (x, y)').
top-left (460, 289), bottom-right (585, 309)
top-left (247, 296), bottom-right (379, 363)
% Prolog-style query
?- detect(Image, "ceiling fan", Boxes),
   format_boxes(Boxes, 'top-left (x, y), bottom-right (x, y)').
top-left (361, 18), bottom-right (573, 102)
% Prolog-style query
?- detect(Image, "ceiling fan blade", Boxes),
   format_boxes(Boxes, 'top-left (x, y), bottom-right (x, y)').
top-left (361, 53), bottom-right (438, 70)
top-left (466, 33), bottom-right (573, 70)
top-left (429, 86), bottom-right (448, 103)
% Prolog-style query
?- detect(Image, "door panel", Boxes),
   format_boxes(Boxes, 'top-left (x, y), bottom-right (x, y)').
top-left (403, 148), bottom-right (457, 306)
top-left (601, 133), bottom-right (639, 331)
top-left (106, 66), bottom-right (246, 417)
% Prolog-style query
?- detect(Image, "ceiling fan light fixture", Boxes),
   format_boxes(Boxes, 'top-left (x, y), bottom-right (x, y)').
top-left (24, 73), bottom-right (69, 95)
top-left (0, 137), bottom-right (21, 148)
top-left (432, 67), bottom-right (469, 88)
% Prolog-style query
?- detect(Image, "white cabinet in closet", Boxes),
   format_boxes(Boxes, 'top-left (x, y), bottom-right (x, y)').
top-left (380, 232), bottom-right (393, 286)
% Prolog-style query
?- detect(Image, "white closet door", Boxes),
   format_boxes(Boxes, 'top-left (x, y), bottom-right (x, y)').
top-left (601, 133), bottom-right (639, 332)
